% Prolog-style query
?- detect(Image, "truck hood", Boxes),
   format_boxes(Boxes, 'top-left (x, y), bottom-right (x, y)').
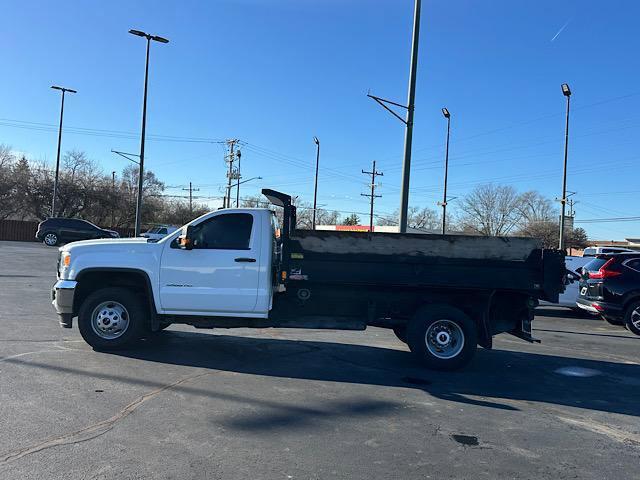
top-left (61, 237), bottom-right (156, 253)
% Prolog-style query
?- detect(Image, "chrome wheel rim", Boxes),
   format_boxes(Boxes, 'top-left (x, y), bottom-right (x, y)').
top-left (631, 307), bottom-right (640, 329)
top-left (425, 319), bottom-right (465, 359)
top-left (44, 233), bottom-right (57, 245)
top-left (91, 301), bottom-right (130, 340)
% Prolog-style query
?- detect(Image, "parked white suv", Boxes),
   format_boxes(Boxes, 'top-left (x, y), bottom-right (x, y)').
top-left (583, 246), bottom-right (636, 257)
top-left (140, 225), bottom-right (178, 242)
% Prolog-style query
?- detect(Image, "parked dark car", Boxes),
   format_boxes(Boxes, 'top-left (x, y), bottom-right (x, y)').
top-left (35, 218), bottom-right (119, 246)
top-left (576, 253), bottom-right (640, 335)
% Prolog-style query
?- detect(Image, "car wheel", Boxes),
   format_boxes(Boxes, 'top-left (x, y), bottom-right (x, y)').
top-left (43, 232), bottom-right (59, 246)
top-left (407, 304), bottom-right (478, 371)
top-left (623, 300), bottom-right (640, 336)
top-left (392, 325), bottom-right (408, 344)
top-left (78, 287), bottom-right (148, 350)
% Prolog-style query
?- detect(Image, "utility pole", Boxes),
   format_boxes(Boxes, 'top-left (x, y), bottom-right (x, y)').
top-left (224, 139), bottom-right (239, 208)
top-left (367, 0), bottom-right (421, 233)
top-left (567, 198), bottom-right (577, 255)
top-left (235, 150), bottom-right (242, 207)
top-left (183, 182), bottom-right (200, 215)
top-left (361, 160), bottom-right (384, 232)
top-left (399, 0), bottom-right (422, 233)
top-left (50, 85), bottom-right (77, 217)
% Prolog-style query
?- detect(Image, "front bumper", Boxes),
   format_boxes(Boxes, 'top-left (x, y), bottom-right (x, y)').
top-left (51, 280), bottom-right (77, 328)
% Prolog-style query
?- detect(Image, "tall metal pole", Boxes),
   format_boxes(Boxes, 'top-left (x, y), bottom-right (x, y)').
top-left (51, 91), bottom-right (66, 218)
top-left (398, 0), bottom-right (422, 233)
top-left (111, 171), bottom-right (116, 228)
top-left (441, 110), bottom-right (451, 235)
top-left (312, 137), bottom-right (320, 229)
top-left (50, 86), bottom-right (76, 217)
top-left (236, 150), bottom-right (242, 207)
top-left (134, 37), bottom-right (151, 236)
top-left (559, 85), bottom-right (571, 252)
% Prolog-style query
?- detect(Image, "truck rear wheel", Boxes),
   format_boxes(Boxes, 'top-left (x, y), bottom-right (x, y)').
top-left (407, 305), bottom-right (478, 371)
top-left (78, 287), bottom-right (148, 350)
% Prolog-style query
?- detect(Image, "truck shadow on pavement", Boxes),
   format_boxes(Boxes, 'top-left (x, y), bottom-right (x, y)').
top-left (110, 330), bottom-right (640, 419)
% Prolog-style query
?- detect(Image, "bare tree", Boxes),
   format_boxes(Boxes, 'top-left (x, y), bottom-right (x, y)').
top-left (0, 145), bottom-right (17, 220)
top-left (458, 184), bottom-right (523, 236)
top-left (517, 190), bottom-right (555, 227)
top-left (378, 206), bottom-right (440, 230)
top-left (517, 220), bottom-right (558, 248)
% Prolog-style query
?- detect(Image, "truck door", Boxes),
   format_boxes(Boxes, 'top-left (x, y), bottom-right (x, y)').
top-left (159, 212), bottom-right (261, 313)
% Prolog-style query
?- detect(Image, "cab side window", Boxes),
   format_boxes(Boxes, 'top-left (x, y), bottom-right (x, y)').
top-left (192, 213), bottom-right (253, 250)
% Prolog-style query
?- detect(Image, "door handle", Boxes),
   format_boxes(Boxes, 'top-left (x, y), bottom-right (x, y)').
top-left (235, 257), bottom-right (256, 263)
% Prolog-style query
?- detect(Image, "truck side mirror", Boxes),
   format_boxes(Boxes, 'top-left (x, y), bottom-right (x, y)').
top-left (178, 225), bottom-right (195, 250)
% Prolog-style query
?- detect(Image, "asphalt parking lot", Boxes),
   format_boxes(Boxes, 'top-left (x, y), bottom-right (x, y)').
top-left (1, 241), bottom-right (639, 480)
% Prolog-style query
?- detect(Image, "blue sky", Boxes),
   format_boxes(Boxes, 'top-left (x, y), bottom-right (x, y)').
top-left (1, 0), bottom-right (639, 239)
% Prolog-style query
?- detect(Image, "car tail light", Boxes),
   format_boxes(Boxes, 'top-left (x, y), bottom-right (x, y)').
top-left (589, 258), bottom-right (622, 279)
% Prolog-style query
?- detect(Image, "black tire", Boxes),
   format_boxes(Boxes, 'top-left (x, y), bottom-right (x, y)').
top-left (78, 287), bottom-right (148, 350)
top-left (393, 325), bottom-right (408, 344)
top-left (43, 232), bottom-right (59, 246)
top-left (407, 304), bottom-right (478, 371)
top-left (623, 300), bottom-right (640, 336)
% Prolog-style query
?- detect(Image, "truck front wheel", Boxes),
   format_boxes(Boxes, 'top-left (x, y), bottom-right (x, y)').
top-left (407, 305), bottom-right (478, 371)
top-left (78, 287), bottom-right (148, 350)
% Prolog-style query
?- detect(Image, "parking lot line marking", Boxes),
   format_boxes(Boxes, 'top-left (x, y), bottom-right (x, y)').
top-left (556, 416), bottom-right (640, 446)
top-left (0, 347), bottom-right (73, 363)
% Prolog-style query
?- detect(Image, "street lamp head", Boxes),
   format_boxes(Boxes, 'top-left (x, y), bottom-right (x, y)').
top-left (51, 85), bottom-right (77, 94)
top-left (129, 29), bottom-right (147, 37)
top-left (442, 107), bottom-right (450, 118)
top-left (151, 35), bottom-right (169, 44)
top-left (313, 136), bottom-right (319, 145)
top-left (561, 83), bottom-right (571, 97)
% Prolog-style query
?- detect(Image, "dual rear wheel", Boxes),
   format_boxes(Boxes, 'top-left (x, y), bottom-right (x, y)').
top-left (397, 305), bottom-right (478, 371)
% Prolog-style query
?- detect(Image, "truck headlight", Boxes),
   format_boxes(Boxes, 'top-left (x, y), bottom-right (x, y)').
top-left (61, 252), bottom-right (71, 271)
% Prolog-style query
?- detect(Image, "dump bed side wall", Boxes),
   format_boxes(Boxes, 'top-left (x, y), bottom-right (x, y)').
top-left (287, 230), bottom-right (561, 302)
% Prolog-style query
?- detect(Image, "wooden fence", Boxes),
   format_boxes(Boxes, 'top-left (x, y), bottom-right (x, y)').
top-left (0, 220), bottom-right (137, 242)
top-left (0, 220), bottom-right (39, 242)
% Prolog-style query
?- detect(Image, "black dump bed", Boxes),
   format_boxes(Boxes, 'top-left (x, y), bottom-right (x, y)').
top-left (262, 189), bottom-right (564, 303)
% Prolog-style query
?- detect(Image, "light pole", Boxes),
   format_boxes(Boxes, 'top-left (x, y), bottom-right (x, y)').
top-left (129, 29), bottom-right (169, 236)
top-left (558, 83), bottom-right (571, 252)
top-left (312, 136), bottom-right (320, 229)
top-left (440, 107), bottom-right (451, 235)
top-left (50, 85), bottom-right (76, 217)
